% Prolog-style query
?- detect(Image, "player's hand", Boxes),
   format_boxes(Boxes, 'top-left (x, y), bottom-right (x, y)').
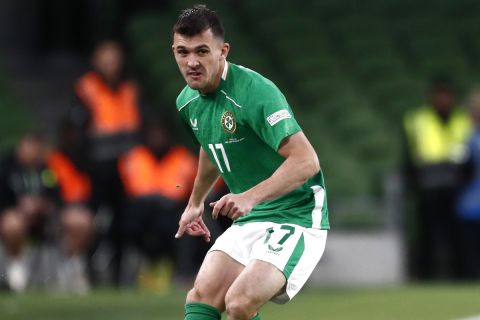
top-left (175, 203), bottom-right (211, 242)
top-left (210, 193), bottom-right (255, 221)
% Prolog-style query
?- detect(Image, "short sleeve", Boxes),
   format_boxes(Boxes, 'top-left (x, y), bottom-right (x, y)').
top-left (245, 82), bottom-right (301, 151)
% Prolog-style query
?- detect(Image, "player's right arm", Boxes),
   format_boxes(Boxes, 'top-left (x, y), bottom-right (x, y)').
top-left (175, 147), bottom-right (219, 242)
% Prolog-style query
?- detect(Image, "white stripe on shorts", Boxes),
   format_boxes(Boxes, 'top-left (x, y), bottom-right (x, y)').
top-left (310, 185), bottom-right (325, 229)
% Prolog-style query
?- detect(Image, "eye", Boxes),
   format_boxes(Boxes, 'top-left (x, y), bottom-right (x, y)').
top-left (197, 49), bottom-right (209, 56)
top-left (177, 49), bottom-right (188, 56)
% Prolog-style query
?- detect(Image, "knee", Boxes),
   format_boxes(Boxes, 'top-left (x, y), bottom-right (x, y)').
top-left (0, 208), bottom-right (27, 250)
top-left (61, 206), bottom-right (94, 255)
top-left (187, 280), bottom-right (228, 311)
top-left (186, 286), bottom-right (202, 303)
top-left (186, 283), bottom-right (216, 304)
top-left (225, 292), bottom-right (256, 320)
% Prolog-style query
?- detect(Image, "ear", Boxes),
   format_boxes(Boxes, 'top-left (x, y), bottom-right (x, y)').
top-left (221, 42), bottom-right (230, 60)
top-left (171, 44), bottom-right (175, 54)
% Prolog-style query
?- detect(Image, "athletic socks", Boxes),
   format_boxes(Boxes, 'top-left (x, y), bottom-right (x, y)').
top-left (184, 303), bottom-right (221, 320)
top-left (184, 302), bottom-right (261, 320)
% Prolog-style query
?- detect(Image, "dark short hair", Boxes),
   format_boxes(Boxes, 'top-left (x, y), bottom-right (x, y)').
top-left (172, 4), bottom-right (225, 40)
top-left (430, 75), bottom-right (454, 93)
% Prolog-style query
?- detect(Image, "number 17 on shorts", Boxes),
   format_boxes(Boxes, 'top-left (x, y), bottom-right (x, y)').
top-left (255, 224), bottom-right (308, 279)
top-left (250, 223), bottom-right (327, 303)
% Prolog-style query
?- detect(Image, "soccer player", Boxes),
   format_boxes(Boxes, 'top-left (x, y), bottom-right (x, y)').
top-left (172, 5), bottom-right (329, 320)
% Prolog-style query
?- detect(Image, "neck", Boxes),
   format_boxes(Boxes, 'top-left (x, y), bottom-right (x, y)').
top-left (95, 70), bottom-right (122, 89)
top-left (434, 107), bottom-right (452, 122)
top-left (200, 60), bottom-right (226, 95)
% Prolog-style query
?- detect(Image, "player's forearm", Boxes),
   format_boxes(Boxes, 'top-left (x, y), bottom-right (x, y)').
top-left (243, 154), bottom-right (319, 206)
top-left (189, 171), bottom-right (218, 206)
top-left (189, 148), bottom-right (219, 206)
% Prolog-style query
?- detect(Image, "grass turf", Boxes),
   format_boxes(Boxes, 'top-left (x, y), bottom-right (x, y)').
top-left (1, 284), bottom-right (479, 320)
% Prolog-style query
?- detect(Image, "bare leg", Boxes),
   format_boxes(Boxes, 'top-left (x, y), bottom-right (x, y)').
top-left (187, 250), bottom-right (244, 311)
top-left (0, 208), bottom-right (27, 257)
top-left (225, 260), bottom-right (286, 320)
top-left (61, 206), bottom-right (94, 256)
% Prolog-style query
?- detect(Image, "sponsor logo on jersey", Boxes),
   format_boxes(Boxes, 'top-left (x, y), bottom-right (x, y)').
top-left (221, 111), bottom-right (236, 134)
top-left (267, 109), bottom-right (291, 126)
top-left (190, 118), bottom-right (198, 130)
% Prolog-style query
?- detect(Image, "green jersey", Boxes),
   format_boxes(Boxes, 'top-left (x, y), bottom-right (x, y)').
top-left (176, 62), bottom-right (329, 229)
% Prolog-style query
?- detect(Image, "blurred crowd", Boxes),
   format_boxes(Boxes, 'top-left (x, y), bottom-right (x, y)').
top-left (403, 77), bottom-right (480, 281)
top-left (0, 40), bottom-right (228, 294)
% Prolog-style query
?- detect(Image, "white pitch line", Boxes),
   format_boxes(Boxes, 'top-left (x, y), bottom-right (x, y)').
top-left (457, 315), bottom-right (480, 320)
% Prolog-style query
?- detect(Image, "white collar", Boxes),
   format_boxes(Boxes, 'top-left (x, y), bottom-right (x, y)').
top-left (221, 61), bottom-right (229, 80)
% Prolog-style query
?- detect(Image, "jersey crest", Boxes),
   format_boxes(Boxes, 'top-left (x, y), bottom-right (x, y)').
top-left (221, 111), bottom-right (236, 134)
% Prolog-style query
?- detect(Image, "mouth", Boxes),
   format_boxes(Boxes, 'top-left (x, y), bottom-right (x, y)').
top-left (187, 70), bottom-right (202, 80)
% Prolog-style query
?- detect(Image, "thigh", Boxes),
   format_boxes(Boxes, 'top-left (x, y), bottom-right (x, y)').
top-left (189, 250), bottom-right (244, 311)
top-left (226, 259), bottom-right (286, 310)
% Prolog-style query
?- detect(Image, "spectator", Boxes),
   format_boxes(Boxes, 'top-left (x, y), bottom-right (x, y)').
top-left (26, 205), bottom-right (93, 294)
top-left (117, 118), bottom-right (197, 285)
top-left (403, 77), bottom-right (472, 279)
top-left (0, 133), bottom-right (57, 242)
top-left (456, 87), bottom-right (480, 279)
top-left (0, 208), bottom-right (94, 295)
top-left (72, 40), bottom-right (141, 165)
top-left (0, 131), bottom-right (95, 294)
top-left (68, 40), bottom-right (144, 285)
top-left (0, 134), bottom-right (57, 292)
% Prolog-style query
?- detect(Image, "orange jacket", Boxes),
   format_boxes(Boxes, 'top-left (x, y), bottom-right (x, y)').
top-left (75, 72), bottom-right (141, 135)
top-left (119, 146), bottom-right (197, 201)
top-left (47, 151), bottom-right (91, 204)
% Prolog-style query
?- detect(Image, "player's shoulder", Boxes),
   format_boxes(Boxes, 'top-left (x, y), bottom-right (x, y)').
top-left (228, 63), bottom-right (285, 108)
top-left (230, 63), bottom-right (280, 93)
top-left (176, 85), bottom-right (200, 111)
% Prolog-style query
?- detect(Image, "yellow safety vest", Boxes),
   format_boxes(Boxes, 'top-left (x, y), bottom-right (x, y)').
top-left (404, 106), bottom-right (472, 165)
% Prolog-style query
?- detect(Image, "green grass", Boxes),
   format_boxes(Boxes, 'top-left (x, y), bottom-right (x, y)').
top-left (1, 285), bottom-right (479, 320)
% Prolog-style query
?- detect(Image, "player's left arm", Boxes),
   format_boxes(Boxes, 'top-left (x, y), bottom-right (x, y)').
top-left (211, 131), bottom-right (319, 220)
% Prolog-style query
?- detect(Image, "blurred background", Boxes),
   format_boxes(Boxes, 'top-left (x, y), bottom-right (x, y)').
top-left (1, 0), bottom-right (480, 319)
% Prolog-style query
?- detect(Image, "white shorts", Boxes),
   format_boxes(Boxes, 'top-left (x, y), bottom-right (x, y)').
top-left (208, 222), bottom-right (327, 304)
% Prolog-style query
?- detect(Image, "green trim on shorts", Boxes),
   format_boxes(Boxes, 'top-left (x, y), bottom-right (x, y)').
top-left (282, 232), bottom-right (305, 279)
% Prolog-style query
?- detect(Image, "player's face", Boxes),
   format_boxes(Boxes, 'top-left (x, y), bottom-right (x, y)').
top-left (173, 29), bottom-right (229, 94)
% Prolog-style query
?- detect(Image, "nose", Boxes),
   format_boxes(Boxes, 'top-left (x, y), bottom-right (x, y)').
top-left (187, 56), bottom-right (199, 68)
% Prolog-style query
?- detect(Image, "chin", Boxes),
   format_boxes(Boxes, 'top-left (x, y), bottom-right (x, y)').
top-left (187, 83), bottom-right (201, 90)
top-left (186, 80), bottom-right (205, 90)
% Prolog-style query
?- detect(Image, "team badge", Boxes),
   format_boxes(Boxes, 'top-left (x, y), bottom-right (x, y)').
top-left (221, 111), bottom-right (236, 134)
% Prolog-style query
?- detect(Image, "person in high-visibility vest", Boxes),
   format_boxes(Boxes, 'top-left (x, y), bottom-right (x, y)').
top-left (403, 77), bottom-right (472, 280)
top-left (67, 40), bottom-right (144, 286)
top-left (73, 40), bottom-right (141, 162)
top-left (118, 118), bottom-right (199, 285)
